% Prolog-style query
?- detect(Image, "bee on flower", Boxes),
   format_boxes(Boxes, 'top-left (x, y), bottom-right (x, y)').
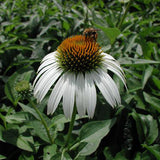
top-left (33, 28), bottom-right (126, 119)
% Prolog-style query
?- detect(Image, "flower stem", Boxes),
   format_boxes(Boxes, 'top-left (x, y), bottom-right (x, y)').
top-left (27, 98), bottom-right (54, 144)
top-left (117, 0), bottom-right (133, 29)
top-left (65, 105), bottom-right (77, 148)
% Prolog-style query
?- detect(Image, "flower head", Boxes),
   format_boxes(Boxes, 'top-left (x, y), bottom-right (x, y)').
top-left (33, 30), bottom-right (126, 119)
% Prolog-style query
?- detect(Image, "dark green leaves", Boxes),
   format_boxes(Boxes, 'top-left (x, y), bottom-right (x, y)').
top-left (4, 68), bottom-right (33, 106)
top-left (76, 119), bottom-right (116, 157)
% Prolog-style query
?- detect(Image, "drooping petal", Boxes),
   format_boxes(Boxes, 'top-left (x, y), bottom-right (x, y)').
top-left (91, 70), bottom-right (115, 107)
top-left (47, 74), bottom-right (67, 115)
top-left (38, 52), bottom-right (57, 72)
top-left (36, 68), bottom-right (63, 102)
top-left (34, 66), bottom-right (59, 97)
top-left (102, 61), bottom-right (126, 88)
top-left (97, 69), bottom-right (121, 104)
top-left (63, 73), bottom-right (76, 119)
top-left (76, 73), bottom-right (86, 117)
top-left (85, 72), bottom-right (97, 118)
top-left (33, 63), bottom-right (57, 86)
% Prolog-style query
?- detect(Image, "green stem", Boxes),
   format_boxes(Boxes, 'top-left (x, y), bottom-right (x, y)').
top-left (108, 0), bottom-right (133, 54)
top-left (65, 105), bottom-right (77, 148)
top-left (27, 98), bottom-right (54, 144)
top-left (117, 0), bottom-right (133, 29)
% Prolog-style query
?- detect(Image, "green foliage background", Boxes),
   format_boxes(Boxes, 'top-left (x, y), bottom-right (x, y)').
top-left (0, 0), bottom-right (160, 159)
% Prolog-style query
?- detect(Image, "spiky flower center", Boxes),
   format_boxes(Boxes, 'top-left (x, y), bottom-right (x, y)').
top-left (56, 35), bottom-right (103, 73)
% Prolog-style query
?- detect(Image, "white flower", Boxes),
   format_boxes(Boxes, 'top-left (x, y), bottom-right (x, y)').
top-left (33, 34), bottom-right (126, 119)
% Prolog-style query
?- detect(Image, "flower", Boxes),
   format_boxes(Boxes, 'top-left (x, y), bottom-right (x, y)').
top-left (33, 33), bottom-right (126, 119)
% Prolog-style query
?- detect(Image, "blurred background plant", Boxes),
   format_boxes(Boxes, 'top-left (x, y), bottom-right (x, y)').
top-left (0, 0), bottom-right (160, 159)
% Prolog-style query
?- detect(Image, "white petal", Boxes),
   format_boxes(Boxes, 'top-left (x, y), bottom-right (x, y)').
top-left (91, 70), bottom-right (115, 107)
top-left (63, 73), bottom-right (76, 119)
top-left (102, 58), bottom-right (123, 73)
top-left (98, 69), bottom-right (121, 104)
top-left (37, 58), bottom-right (57, 73)
top-left (101, 52), bottom-right (115, 60)
top-left (85, 72), bottom-right (97, 118)
top-left (47, 74), bottom-right (67, 115)
top-left (34, 67), bottom-right (58, 96)
top-left (36, 69), bottom-right (63, 102)
top-left (33, 63), bottom-right (57, 86)
top-left (103, 61), bottom-right (126, 87)
top-left (41, 51), bottom-right (57, 62)
top-left (102, 59), bottom-right (126, 87)
top-left (76, 73), bottom-right (86, 117)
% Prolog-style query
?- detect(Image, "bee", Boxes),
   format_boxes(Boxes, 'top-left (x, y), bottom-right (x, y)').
top-left (83, 28), bottom-right (99, 42)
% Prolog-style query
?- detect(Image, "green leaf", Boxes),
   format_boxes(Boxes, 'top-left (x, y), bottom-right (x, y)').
top-left (51, 152), bottom-right (72, 160)
top-left (118, 0), bottom-right (130, 3)
top-left (152, 76), bottom-right (160, 90)
top-left (124, 34), bottom-right (137, 54)
top-left (30, 120), bottom-right (50, 143)
top-left (18, 152), bottom-right (34, 160)
top-left (142, 144), bottom-right (160, 160)
top-left (94, 24), bottom-right (121, 44)
top-left (115, 150), bottom-right (128, 160)
top-left (50, 114), bottom-right (88, 131)
top-left (145, 116), bottom-right (158, 145)
top-left (78, 140), bottom-right (100, 156)
top-left (143, 92), bottom-right (160, 113)
top-left (18, 102), bottom-right (39, 120)
top-left (119, 57), bottom-right (160, 65)
top-left (80, 119), bottom-right (115, 143)
top-left (43, 144), bottom-right (57, 160)
top-left (103, 147), bottom-right (114, 160)
top-left (4, 68), bottom-right (33, 106)
top-left (5, 45), bottom-right (32, 51)
top-left (5, 112), bottom-right (29, 124)
top-left (133, 152), bottom-right (141, 160)
top-left (77, 119), bottom-right (116, 156)
top-left (142, 66), bottom-right (153, 89)
top-left (1, 129), bottom-right (34, 152)
top-left (131, 112), bottom-right (158, 145)
top-left (0, 155), bottom-right (6, 160)
top-left (130, 111), bottom-right (145, 143)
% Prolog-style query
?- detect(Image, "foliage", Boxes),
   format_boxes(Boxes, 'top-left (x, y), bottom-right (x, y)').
top-left (0, 0), bottom-right (160, 159)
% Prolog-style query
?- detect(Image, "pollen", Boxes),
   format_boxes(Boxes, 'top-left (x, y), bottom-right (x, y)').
top-left (56, 35), bottom-right (103, 73)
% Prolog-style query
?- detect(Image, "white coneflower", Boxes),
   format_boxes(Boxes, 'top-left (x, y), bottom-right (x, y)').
top-left (33, 29), bottom-right (126, 119)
